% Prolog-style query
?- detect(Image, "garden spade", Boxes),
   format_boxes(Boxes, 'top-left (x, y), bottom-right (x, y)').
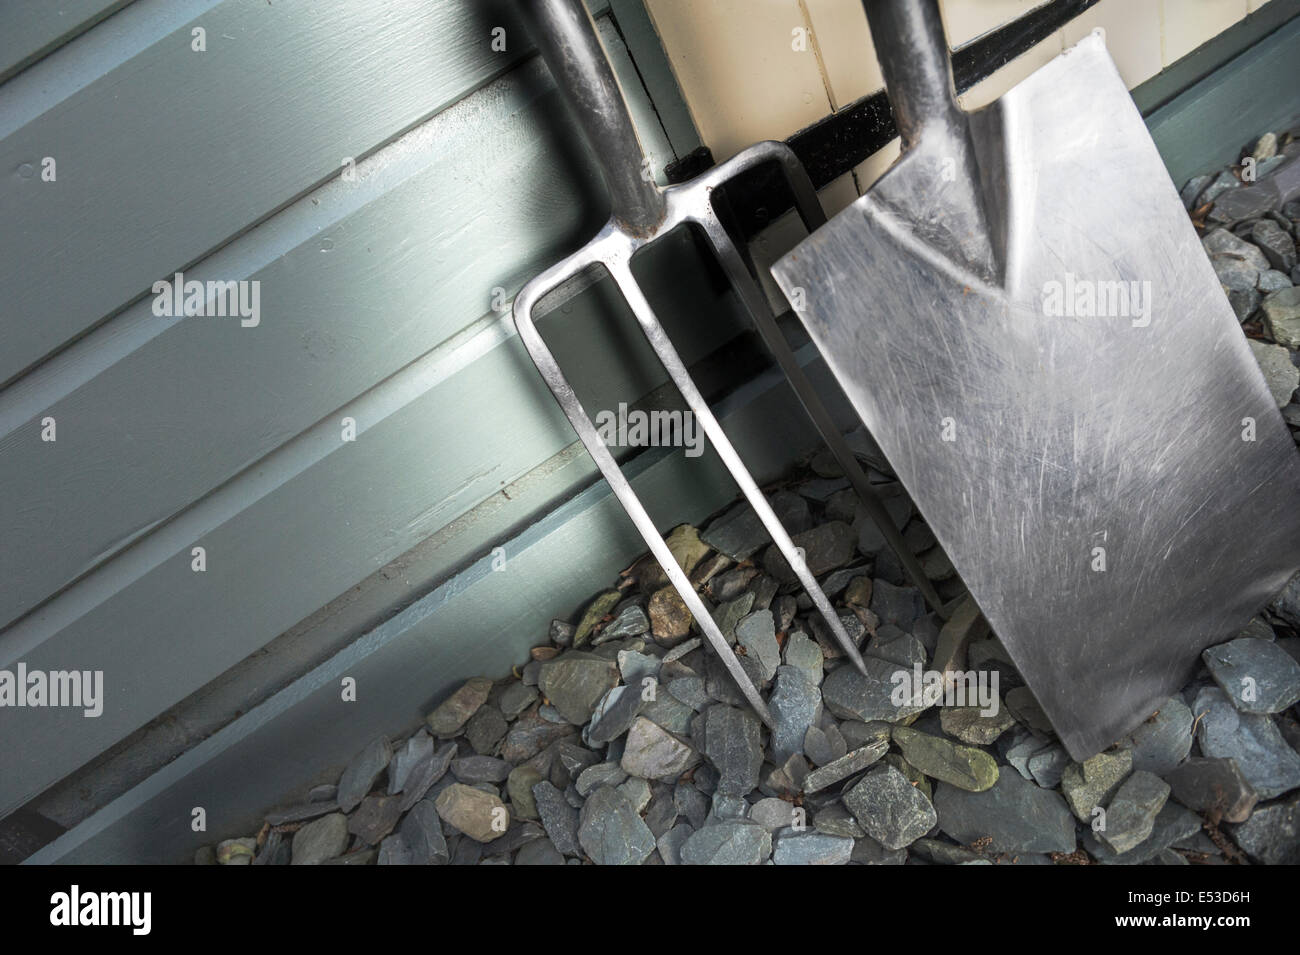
top-left (772, 0), bottom-right (1300, 758)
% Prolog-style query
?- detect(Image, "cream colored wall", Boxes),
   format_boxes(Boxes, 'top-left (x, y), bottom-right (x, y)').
top-left (643, 0), bottom-right (1266, 207)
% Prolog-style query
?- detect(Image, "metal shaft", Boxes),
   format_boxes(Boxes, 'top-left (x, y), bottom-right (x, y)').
top-left (521, 0), bottom-right (666, 233)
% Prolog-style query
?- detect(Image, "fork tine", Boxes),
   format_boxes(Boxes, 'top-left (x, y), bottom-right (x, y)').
top-left (694, 196), bottom-right (949, 619)
top-left (605, 259), bottom-right (870, 675)
top-left (513, 272), bottom-right (775, 727)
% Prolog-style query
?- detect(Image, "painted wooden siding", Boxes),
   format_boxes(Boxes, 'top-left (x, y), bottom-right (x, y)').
top-left (0, 0), bottom-right (730, 816)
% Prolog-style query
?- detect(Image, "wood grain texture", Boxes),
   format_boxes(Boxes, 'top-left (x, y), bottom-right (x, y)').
top-left (0, 0), bottom-right (132, 82)
top-left (0, 0), bottom-right (569, 385)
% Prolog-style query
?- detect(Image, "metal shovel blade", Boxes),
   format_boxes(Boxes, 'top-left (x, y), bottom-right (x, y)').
top-left (773, 27), bottom-right (1300, 759)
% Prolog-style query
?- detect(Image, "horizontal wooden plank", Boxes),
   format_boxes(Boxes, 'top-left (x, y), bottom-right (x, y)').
top-left (0, 0), bottom-right (131, 82)
top-left (27, 349), bottom-right (853, 863)
top-left (1145, 16), bottom-right (1300, 186)
top-left (0, 0), bottom-right (598, 385)
top-left (0, 20), bottom-right (675, 631)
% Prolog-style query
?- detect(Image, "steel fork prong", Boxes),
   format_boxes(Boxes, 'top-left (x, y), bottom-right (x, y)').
top-left (605, 257), bottom-right (869, 676)
top-left (513, 266), bottom-right (775, 727)
top-left (689, 152), bottom-right (949, 619)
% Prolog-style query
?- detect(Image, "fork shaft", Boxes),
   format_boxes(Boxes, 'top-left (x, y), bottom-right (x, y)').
top-left (521, 0), bottom-right (666, 234)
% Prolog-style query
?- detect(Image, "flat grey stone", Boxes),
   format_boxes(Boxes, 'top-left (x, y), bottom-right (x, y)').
top-left (850, 835), bottom-right (907, 865)
top-left (597, 604), bottom-right (650, 643)
top-left (701, 504), bottom-right (769, 560)
top-left (1061, 749), bottom-right (1133, 822)
top-left (291, 812), bottom-right (349, 865)
top-left (1026, 744), bottom-right (1070, 790)
top-left (736, 610), bottom-right (780, 682)
top-left (1202, 637), bottom-right (1300, 714)
top-left (679, 820), bottom-right (772, 865)
top-left (337, 736), bottom-right (393, 812)
top-left (451, 755), bottom-right (511, 784)
top-left (640, 688), bottom-right (696, 735)
top-left (399, 799), bottom-right (448, 864)
top-left (1165, 757), bottom-right (1258, 823)
top-left (618, 776), bottom-right (653, 814)
top-left (539, 653), bottom-right (620, 725)
top-left (1100, 770), bottom-right (1170, 854)
top-left (1005, 686), bottom-right (1054, 735)
top-left (532, 780), bottom-right (580, 856)
top-left (577, 786), bottom-right (656, 865)
top-left (621, 716), bottom-right (699, 780)
top-left (764, 521), bottom-right (856, 582)
top-left (618, 649), bottom-right (661, 685)
top-left (575, 762), bottom-right (627, 798)
top-left (772, 829), bottom-right (853, 865)
top-left (711, 593), bottom-right (755, 646)
top-left (768, 666), bottom-right (823, 764)
top-left (1198, 173), bottom-right (1241, 211)
top-left (1253, 217), bottom-right (1298, 271)
top-left (750, 797), bottom-right (798, 831)
top-left (425, 677), bottom-right (493, 736)
top-left (803, 725), bottom-right (840, 766)
top-left (667, 676), bottom-right (710, 711)
top-left (387, 732), bottom-right (434, 795)
top-left (1193, 686), bottom-right (1300, 798)
top-left (783, 631), bottom-right (824, 686)
top-left (1228, 792), bottom-right (1300, 864)
top-left (515, 837), bottom-right (566, 865)
top-left (377, 834), bottom-right (410, 866)
top-left (586, 685), bottom-right (646, 745)
top-left (864, 626), bottom-right (926, 667)
top-left (674, 783), bottom-right (709, 829)
top-left (500, 706), bottom-right (576, 762)
top-left (844, 765), bottom-right (936, 850)
top-left (657, 822), bottom-right (695, 865)
top-left (813, 802), bottom-right (865, 838)
top-left (465, 705), bottom-right (508, 755)
top-left (499, 682), bottom-right (539, 719)
top-left (934, 773), bottom-right (1076, 854)
top-left (398, 741), bottom-right (457, 812)
top-left (802, 740), bottom-right (889, 794)
top-left (1120, 697), bottom-right (1193, 775)
top-left (264, 800), bottom-right (340, 827)
top-left (1263, 286), bottom-right (1300, 347)
top-left (1083, 802), bottom-right (1201, 864)
top-left (869, 579), bottom-right (925, 627)
top-left (702, 704), bottom-right (764, 796)
top-left (822, 655), bottom-right (926, 724)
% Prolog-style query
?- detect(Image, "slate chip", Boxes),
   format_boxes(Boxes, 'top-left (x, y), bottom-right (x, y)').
top-left (1229, 792), bottom-right (1300, 865)
top-left (768, 666), bottom-right (824, 764)
top-left (621, 716), bottom-right (699, 780)
top-left (843, 764), bottom-right (936, 850)
top-left (772, 830), bottom-right (853, 865)
top-left (1193, 686), bottom-right (1300, 798)
top-left (701, 704), bottom-right (763, 797)
top-left (337, 736), bottom-right (393, 813)
top-left (532, 780), bottom-right (580, 856)
top-left (539, 652), bottom-right (620, 725)
top-left (1100, 770), bottom-right (1170, 854)
top-left (933, 773), bottom-right (1076, 855)
top-left (1202, 637), bottom-right (1300, 714)
top-left (679, 820), bottom-right (772, 865)
top-left (577, 786), bottom-right (656, 865)
top-left (399, 799), bottom-right (449, 864)
top-left (1164, 757), bottom-right (1258, 823)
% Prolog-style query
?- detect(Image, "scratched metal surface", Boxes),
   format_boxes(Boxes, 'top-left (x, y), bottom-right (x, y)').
top-left (773, 32), bottom-right (1300, 759)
